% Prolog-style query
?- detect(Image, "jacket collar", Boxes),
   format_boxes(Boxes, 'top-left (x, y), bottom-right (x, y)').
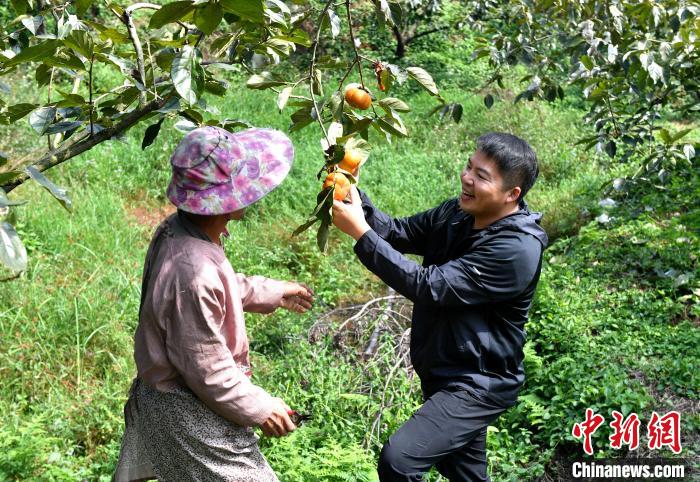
top-left (174, 210), bottom-right (219, 245)
top-left (454, 199), bottom-right (549, 248)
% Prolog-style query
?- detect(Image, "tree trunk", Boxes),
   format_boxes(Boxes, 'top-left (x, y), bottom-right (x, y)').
top-left (392, 25), bottom-right (405, 59)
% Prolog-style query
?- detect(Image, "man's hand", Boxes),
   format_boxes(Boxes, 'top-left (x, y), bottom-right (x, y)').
top-left (332, 186), bottom-right (371, 241)
top-left (259, 398), bottom-right (296, 437)
top-left (280, 282), bottom-right (314, 313)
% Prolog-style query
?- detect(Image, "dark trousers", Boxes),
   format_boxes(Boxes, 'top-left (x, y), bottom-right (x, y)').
top-left (378, 387), bottom-right (507, 482)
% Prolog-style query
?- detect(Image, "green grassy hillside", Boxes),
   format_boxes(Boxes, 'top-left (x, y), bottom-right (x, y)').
top-left (1, 70), bottom-right (697, 481)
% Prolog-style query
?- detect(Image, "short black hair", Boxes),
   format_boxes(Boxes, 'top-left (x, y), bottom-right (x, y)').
top-left (476, 132), bottom-right (539, 202)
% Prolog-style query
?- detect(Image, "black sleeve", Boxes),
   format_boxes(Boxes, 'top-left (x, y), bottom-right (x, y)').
top-left (354, 229), bottom-right (542, 306)
top-left (358, 189), bottom-right (445, 256)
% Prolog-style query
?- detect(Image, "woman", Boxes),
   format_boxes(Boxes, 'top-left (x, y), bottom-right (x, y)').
top-left (113, 126), bottom-right (314, 481)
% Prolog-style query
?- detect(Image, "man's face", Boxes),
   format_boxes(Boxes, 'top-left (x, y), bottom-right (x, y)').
top-left (459, 150), bottom-right (517, 217)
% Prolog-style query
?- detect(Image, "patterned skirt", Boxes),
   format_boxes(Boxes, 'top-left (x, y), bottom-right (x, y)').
top-left (113, 378), bottom-right (279, 482)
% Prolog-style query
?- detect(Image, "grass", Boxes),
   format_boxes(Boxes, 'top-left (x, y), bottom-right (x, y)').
top-left (1, 60), bottom-right (698, 481)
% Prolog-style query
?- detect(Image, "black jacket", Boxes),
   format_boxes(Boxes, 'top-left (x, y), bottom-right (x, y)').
top-left (354, 191), bottom-right (548, 408)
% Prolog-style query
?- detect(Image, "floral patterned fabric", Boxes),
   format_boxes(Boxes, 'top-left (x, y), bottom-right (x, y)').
top-left (166, 126), bottom-right (294, 215)
top-left (113, 378), bottom-right (279, 482)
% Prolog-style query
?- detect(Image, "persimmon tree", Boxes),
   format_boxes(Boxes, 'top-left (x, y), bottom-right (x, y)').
top-left (469, 0), bottom-right (699, 187)
top-left (0, 0), bottom-right (447, 271)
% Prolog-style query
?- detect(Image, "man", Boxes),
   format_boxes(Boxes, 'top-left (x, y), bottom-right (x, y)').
top-left (332, 132), bottom-right (548, 481)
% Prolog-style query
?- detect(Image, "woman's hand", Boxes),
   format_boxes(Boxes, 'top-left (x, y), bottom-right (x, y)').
top-left (280, 282), bottom-right (314, 313)
top-left (260, 397), bottom-right (296, 437)
top-left (332, 186), bottom-right (371, 241)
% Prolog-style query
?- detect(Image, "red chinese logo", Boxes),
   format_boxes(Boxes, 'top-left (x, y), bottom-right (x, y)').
top-left (572, 408), bottom-right (605, 455)
top-left (572, 409), bottom-right (683, 455)
top-left (647, 411), bottom-right (682, 454)
top-left (609, 411), bottom-right (640, 450)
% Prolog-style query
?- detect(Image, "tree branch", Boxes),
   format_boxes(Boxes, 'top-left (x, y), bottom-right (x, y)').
top-left (309, 0), bottom-right (335, 144)
top-left (345, 0), bottom-right (366, 88)
top-left (2, 97), bottom-right (170, 194)
top-left (120, 4), bottom-right (161, 106)
top-left (406, 25), bottom-right (448, 44)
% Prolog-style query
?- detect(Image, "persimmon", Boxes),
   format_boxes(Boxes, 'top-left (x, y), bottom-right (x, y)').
top-left (338, 150), bottom-right (362, 173)
top-left (344, 87), bottom-right (372, 110)
top-left (322, 172), bottom-right (351, 201)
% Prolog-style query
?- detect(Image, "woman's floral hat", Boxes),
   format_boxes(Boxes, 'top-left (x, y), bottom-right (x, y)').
top-left (166, 126), bottom-right (294, 215)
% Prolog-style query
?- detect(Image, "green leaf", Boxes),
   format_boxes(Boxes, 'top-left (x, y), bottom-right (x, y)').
top-left (45, 121), bottom-right (83, 135)
top-left (292, 216), bottom-right (319, 237)
top-left (21, 16), bottom-right (44, 35)
top-left (54, 92), bottom-right (86, 109)
top-left (320, 122), bottom-right (344, 151)
top-left (484, 94), bottom-right (494, 109)
top-left (155, 49), bottom-right (175, 71)
top-left (246, 72), bottom-right (286, 90)
top-left (76, 0), bottom-right (92, 17)
top-left (671, 128), bottom-right (693, 142)
top-left (35, 64), bottom-right (51, 87)
top-left (29, 107), bottom-right (56, 135)
top-left (85, 21), bottom-right (130, 43)
top-left (647, 62), bottom-right (664, 84)
top-left (0, 171), bottom-right (21, 185)
top-left (317, 216), bottom-right (331, 253)
top-left (204, 78), bottom-right (228, 96)
top-left (376, 115), bottom-right (408, 138)
top-left (379, 67), bottom-right (393, 93)
top-left (220, 0), bottom-right (264, 22)
top-left (683, 144), bottom-right (695, 161)
top-left (0, 152), bottom-right (7, 167)
top-left (326, 9), bottom-right (341, 38)
top-left (142, 118), bottom-right (164, 150)
top-left (345, 116), bottom-right (373, 136)
top-left (156, 97), bottom-right (181, 114)
top-left (194, 2), bottom-right (223, 34)
top-left (277, 86), bottom-right (293, 112)
top-left (7, 103), bottom-right (37, 122)
top-left (10, 0), bottom-right (30, 15)
top-left (2, 40), bottom-right (58, 69)
top-left (604, 140), bottom-right (616, 158)
top-left (174, 119), bottom-right (197, 132)
top-left (289, 106), bottom-right (314, 132)
top-left (26, 166), bottom-right (72, 211)
top-left (580, 55), bottom-right (594, 70)
top-left (378, 97), bottom-right (410, 113)
top-left (64, 30), bottom-right (94, 58)
top-left (0, 188), bottom-right (26, 208)
top-left (210, 34), bottom-right (235, 57)
top-left (377, 0), bottom-right (401, 27)
top-left (149, 1), bottom-right (195, 29)
top-left (659, 128), bottom-right (672, 145)
top-left (44, 50), bottom-right (86, 71)
top-left (312, 69), bottom-right (323, 96)
top-left (0, 222), bottom-right (27, 272)
top-left (220, 119), bottom-right (253, 130)
top-left (171, 45), bottom-right (203, 105)
top-left (406, 67), bottom-right (439, 96)
top-left (278, 29), bottom-right (312, 48)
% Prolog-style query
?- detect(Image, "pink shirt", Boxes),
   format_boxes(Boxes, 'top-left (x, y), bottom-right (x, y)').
top-left (133, 212), bottom-right (285, 426)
